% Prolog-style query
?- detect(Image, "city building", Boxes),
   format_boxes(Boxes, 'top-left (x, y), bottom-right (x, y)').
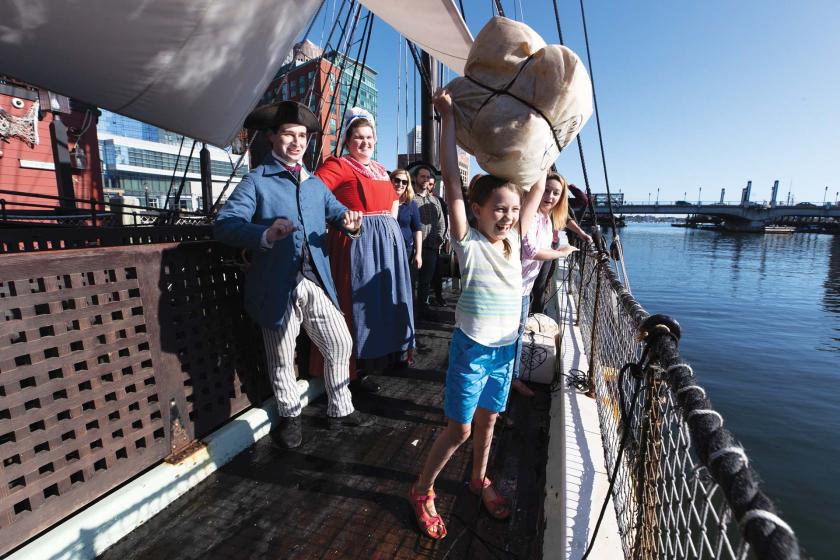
top-left (97, 112), bottom-right (248, 211)
top-left (0, 76), bottom-right (104, 215)
top-left (262, 40), bottom-right (378, 167)
top-left (407, 125), bottom-right (422, 154)
top-left (99, 109), bottom-right (183, 146)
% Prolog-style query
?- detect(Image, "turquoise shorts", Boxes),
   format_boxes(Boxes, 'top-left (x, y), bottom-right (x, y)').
top-left (444, 328), bottom-right (516, 424)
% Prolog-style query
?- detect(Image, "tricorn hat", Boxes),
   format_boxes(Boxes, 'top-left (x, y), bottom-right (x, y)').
top-left (406, 159), bottom-right (439, 177)
top-left (244, 101), bottom-right (320, 132)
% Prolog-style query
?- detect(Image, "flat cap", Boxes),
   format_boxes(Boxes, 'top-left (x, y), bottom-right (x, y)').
top-left (244, 101), bottom-right (320, 132)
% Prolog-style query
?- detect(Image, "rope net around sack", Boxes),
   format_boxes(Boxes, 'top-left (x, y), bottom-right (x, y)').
top-left (568, 245), bottom-right (800, 560)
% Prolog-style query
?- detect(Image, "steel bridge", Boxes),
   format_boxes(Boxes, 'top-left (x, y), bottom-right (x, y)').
top-left (595, 201), bottom-right (840, 230)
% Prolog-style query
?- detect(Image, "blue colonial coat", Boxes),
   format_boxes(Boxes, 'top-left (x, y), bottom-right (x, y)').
top-left (214, 155), bottom-right (351, 329)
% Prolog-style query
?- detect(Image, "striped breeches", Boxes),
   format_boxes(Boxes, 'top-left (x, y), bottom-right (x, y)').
top-left (261, 278), bottom-right (355, 418)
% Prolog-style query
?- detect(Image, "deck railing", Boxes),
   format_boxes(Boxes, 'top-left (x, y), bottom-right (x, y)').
top-left (568, 244), bottom-right (801, 560)
top-left (0, 239), bottom-right (271, 556)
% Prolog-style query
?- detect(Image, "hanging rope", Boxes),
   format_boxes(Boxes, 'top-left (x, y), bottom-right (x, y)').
top-left (314, 1), bottom-right (362, 164)
top-left (162, 139), bottom-right (197, 223)
top-left (550, 0), bottom-right (624, 282)
top-left (405, 36), bottom-right (410, 156)
top-left (576, 0), bottom-right (631, 291)
top-left (210, 133), bottom-right (257, 215)
top-left (349, 13), bottom-right (374, 111)
top-left (301, 0), bottom-right (325, 49)
top-left (406, 41), bottom-right (432, 98)
top-left (340, 11), bottom-right (370, 117)
top-left (396, 36), bottom-right (402, 156)
top-left (308, 0), bottom-right (354, 108)
top-left (493, 0), bottom-right (506, 17)
top-left (329, 8), bottom-right (369, 158)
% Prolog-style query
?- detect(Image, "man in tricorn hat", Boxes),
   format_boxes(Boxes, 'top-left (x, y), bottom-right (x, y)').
top-left (215, 101), bottom-right (374, 448)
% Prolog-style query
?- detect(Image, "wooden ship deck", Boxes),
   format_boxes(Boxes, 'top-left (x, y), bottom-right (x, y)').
top-left (94, 303), bottom-right (553, 560)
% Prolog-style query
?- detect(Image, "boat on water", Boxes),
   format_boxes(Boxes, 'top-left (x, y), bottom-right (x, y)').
top-left (0, 2), bottom-right (804, 559)
top-left (764, 225), bottom-right (797, 234)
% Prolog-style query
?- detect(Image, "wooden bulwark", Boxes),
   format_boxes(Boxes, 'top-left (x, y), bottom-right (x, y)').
top-left (0, 241), bottom-right (270, 556)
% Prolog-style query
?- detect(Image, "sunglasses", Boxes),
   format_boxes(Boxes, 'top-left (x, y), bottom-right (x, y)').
top-left (392, 178), bottom-right (409, 186)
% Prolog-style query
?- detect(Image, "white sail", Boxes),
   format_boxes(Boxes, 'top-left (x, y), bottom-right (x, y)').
top-left (359, 0), bottom-right (473, 74)
top-left (0, 0), bottom-right (322, 147)
top-left (0, 0), bottom-right (472, 148)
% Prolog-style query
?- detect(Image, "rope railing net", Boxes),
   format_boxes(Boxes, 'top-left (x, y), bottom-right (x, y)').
top-left (566, 245), bottom-right (801, 560)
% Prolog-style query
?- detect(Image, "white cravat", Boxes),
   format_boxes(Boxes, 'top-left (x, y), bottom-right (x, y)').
top-left (271, 150), bottom-right (310, 181)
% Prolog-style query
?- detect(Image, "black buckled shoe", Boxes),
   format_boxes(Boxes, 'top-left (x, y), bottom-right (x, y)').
top-left (272, 415), bottom-right (302, 448)
top-left (349, 375), bottom-right (381, 394)
top-left (327, 410), bottom-right (376, 429)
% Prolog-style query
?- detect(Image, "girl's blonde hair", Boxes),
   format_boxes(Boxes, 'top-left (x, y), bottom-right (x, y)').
top-left (467, 174), bottom-right (522, 259)
top-left (546, 172), bottom-right (570, 231)
top-left (389, 169), bottom-right (414, 204)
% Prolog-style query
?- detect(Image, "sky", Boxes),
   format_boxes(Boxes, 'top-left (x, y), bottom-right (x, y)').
top-left (306, 0), bottom-right (840, 204)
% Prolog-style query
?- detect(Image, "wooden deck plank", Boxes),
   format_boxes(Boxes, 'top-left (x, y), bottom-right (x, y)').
top-left (97, 303), bottom-right (551, 560)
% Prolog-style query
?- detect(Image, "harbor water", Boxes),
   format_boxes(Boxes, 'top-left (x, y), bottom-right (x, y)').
top-left (611, 224), bottom-right (839, 557)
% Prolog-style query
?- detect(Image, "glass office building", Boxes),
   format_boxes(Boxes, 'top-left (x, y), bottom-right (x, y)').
top-left (97, 112), bottom-right (248, 210)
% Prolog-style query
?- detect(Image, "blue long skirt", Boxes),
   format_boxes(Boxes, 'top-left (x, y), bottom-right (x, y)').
top-left (350, 215), bottom-right (415, 358)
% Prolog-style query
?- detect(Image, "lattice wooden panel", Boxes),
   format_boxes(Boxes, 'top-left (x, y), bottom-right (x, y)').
top-left (0, 261), bottom-right (168, 554)
top-left (0, 225), bottom-right (213, 254)
top-left (156, 244), bottom-right (268, 440)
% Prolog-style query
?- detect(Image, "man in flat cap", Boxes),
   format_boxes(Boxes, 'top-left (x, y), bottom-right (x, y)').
top-left (215, 101), bottom-right (374, 448)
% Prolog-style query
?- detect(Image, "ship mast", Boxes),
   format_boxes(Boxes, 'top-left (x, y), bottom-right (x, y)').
top-left (419, 51), bottom-right (438, 170)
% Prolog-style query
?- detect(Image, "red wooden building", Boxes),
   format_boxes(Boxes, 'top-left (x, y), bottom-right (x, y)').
top-left (0, 77), bottom-right (104, 217)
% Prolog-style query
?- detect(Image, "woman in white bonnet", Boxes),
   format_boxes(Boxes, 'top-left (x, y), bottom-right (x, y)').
top-left (308, 107), bottom-right (415, 392)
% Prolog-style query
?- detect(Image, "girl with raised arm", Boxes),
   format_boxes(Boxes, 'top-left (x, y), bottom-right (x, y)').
top-left (409, 89), bottom-right (546, 539)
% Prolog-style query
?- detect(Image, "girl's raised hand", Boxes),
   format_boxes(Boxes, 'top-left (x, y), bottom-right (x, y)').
top-left (432, 88), bottom-right (453, 114)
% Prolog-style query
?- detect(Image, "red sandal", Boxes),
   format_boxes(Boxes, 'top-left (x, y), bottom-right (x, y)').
top-left (469, 477), bottom-right (511, 520)
top-left (409, 483), bottom-right (447, 539)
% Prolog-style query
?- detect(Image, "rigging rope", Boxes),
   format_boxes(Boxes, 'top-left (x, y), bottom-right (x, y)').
top-left (396, 36), bottom-right (402, 156)
top-left (301, 0), bottom-right (325, 49)
top-left (210, 133), bottom-right (257, 216)
top-left (306, 0), bottom-right (349, 105)
top-left (341, 10), bottom-right (369, 113)
top-left (552, 0), bottom-right (630, 291)
top-left (405, 36), bottom-right (410, 158)
top-left (576, 0), bottom-right (631, 291)
top-left (314, 1), bottom-right (362, 163)
top-left (308, 0), bottom-right (354, 108)
top-left (349, 14), bottom-right (374, 111)
top-left (331, 9), bottom-right (372, 157)
top-left (164, 139), bottom-right (197, 222)
top-left (493, 0), bottom-right (506, 17)
top-left (406, 41), bottom-right (432, 98)
top-left (161, 135), bottom-right (186, 211)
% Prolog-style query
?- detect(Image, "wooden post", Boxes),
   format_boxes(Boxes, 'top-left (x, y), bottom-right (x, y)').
top-left (199, 144), bottom-right (213, 215)
top-left (420, 51), bottom-right (438, 169)
top-left (585, 261), bottom-right (603, 398)
top-left (575, 247), bottom-right (588, 326)
top-left (49, 118), bottom-right (76, 209)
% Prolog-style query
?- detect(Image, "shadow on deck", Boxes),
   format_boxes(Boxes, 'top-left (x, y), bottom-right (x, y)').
top-left (97, 304), bottom-right (552, 560)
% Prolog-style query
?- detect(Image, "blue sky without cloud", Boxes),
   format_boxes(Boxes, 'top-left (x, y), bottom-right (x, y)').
top-left (306, 0), bottom-right (839, 203)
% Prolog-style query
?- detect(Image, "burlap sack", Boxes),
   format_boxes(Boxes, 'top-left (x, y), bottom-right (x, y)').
top-left (446, 17), bottom-right (593, 188)
top-left (526, 313), bottom-right (560, 336)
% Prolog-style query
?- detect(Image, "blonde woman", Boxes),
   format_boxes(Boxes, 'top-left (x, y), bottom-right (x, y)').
top-left (390, 169), bottom-right (423, 271)
top-left (511, 172), bottom-right (583, 397)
